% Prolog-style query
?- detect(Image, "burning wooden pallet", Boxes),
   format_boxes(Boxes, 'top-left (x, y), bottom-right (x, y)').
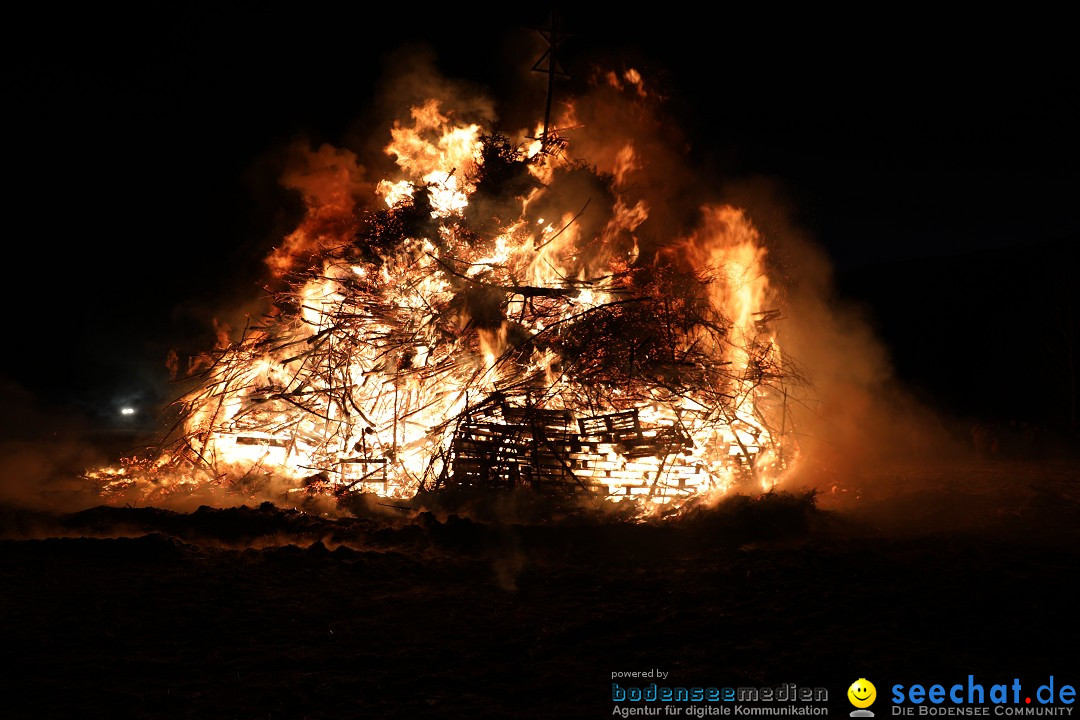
top-left (441, 407), bottom-right (715, 502)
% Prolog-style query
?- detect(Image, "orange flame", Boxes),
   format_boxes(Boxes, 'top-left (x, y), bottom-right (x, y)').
top-left (87, 68), bottom-right (797, 512)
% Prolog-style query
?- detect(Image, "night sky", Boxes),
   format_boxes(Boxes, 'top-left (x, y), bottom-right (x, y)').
top-left (2, 7), bottom-right (1077, 429)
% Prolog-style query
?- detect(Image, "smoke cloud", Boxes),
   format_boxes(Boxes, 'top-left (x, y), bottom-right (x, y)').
top-left (266, 142), bottom-right (374, 275)
top-left (551, 68), bottom-right (955, 498)
top-left (3, 50), bottom-right (954, 519)
top-left (0, 379), bottom-right (109, 513)
top-left (722, 179), bottom-right (956, 495)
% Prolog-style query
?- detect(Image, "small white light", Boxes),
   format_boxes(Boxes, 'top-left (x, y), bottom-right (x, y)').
top-left (120, 407), bottom-right (135, 416)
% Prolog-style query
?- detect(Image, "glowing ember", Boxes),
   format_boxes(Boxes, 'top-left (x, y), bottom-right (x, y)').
top-left (86, 71), bottom-right (800, 513)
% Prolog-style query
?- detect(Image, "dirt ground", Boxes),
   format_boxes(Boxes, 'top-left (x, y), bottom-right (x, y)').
top-left (2, 460), bottom-right (1078, 718)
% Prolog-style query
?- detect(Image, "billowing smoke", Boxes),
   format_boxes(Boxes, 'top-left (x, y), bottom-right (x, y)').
top-left (547, 66), bottom-right (954, 498)
top-left (266, 143), bottom-right (374, 276)
top-left (722, 179), bottom-right (955, 496)
top-left (3, 51), bottom-right (950, 517)
top-left (0, 380), bottom-right (108, 513)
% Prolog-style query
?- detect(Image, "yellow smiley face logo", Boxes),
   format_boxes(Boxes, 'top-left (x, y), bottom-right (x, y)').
top-left (848, 679), bottom-right (877, 708)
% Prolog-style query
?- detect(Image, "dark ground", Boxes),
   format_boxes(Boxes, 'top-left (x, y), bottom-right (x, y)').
top-left (2, 460), bottom-right (1078, 719)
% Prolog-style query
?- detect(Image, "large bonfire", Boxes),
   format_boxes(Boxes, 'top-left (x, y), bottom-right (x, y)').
top-left (90, 70), bottom-right (801, 513)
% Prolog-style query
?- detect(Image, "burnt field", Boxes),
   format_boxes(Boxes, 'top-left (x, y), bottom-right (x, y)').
top-left (2, 460), bottom-right (1078, 719)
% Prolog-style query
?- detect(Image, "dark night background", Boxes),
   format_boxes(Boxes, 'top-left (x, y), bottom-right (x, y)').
top-left (3, 7), bottom-right (1080, 719)
top-left (2, 6), bottom-right (1077, 436)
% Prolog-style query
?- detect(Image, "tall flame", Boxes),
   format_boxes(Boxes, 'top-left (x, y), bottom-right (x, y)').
top-left (88, 73), bottom-right (797, 512)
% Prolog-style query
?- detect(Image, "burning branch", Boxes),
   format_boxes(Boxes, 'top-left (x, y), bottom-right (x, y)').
top-left (88, 91), bottom-right (801, 512)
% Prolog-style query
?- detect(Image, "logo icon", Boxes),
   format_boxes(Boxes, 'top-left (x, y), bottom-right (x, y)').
top-left (848, 678), bottom-right (877, 717)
